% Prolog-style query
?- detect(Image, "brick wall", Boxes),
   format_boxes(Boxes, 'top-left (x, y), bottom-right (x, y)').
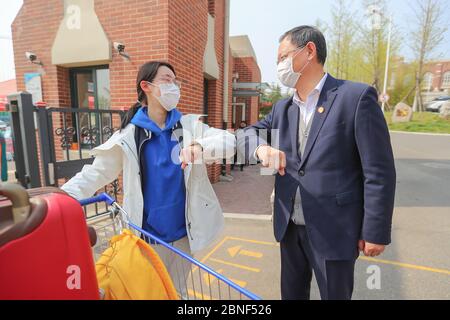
top-left (11, 0), bottom-right (236, 186)
top-left (423, 61), bottom-right (450, 91)
top-left (95, 0), bottom-right (170, 111)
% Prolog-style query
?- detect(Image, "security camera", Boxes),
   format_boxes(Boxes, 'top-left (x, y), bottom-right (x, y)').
top-left (113, 42), bottom-right (125, 52)
top-left (113, 42), bottom-right (130, 60)
top-left (25, 51), bottom-right (37, 62)
top-left (25, 51), bottom-right (43, 66)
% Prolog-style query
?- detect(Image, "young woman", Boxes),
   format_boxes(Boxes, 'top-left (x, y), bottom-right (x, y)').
top-left (62, 61), bottom-right (235, 298)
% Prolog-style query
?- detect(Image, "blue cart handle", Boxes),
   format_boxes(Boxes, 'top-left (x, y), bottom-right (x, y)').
top-left (79, 192), bottom-right (115, 206)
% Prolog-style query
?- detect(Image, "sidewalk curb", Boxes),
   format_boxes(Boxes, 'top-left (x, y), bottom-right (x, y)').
top-left (224, 213), bottom-right (272, 221)
top-left (390, 130), bottom-right (450, 137)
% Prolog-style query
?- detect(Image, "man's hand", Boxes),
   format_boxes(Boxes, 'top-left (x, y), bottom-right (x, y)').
top-left (358, 240), bottom-right (385, 257)
top-left (256, 145), bottom-right (286, 176)
top-left (180, 143), bottom-right (203, 169)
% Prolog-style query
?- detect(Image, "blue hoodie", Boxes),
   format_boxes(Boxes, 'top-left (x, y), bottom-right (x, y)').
top-left (131, 107), bottom-right (187, 243)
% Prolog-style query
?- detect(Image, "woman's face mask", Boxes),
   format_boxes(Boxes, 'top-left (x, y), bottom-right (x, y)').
top-left (148, 82), bottom-right (181, 112)
top-left (277, 46), bottom-right (311, 88)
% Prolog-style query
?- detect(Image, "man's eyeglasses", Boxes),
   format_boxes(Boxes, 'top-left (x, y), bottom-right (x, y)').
top-left (277, 46), bottom-right (305, 65)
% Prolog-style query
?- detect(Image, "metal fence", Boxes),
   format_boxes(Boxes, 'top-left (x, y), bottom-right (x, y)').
top-left (7, 92), bottom-right (125, 218)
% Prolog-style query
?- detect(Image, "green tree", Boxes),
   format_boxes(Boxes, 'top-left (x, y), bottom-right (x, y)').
top-left (387, 58), bottom-right (416, 109)
top-left (323, 0), bottom-right (404, 106)
top-left (358, 0), bottom-right (402, 93)
top-left (259, 83), bottom-right (289, 118)
top-left (326, 0), bottom-right (358, 79)
top-left (409, 0), bottom-right (448, 111)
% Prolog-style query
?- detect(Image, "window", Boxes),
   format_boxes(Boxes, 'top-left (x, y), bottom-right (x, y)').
top-left (423, 72), bottom-right (433, 89)
top-left (442, 71), bottom-right (450, 88)
top-left (69, 66), bottom-right (110, 148)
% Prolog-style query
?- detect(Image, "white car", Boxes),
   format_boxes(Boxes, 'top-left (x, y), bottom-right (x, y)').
top-left (0, 121), bottom-right (14, 161)
top-left (425, 96), bottom-right (450, 113)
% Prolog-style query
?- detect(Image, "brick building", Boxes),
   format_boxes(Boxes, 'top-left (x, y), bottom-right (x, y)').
top-left (11, 0), bottom-right (261, 185)
top-left (422, 60), bottom-right (450, 103)
top-left (230, 35), bottom-right (262, 128)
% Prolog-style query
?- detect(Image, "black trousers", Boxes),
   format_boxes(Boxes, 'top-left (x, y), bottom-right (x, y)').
top-left (280, 221), bottom-right (357, 300)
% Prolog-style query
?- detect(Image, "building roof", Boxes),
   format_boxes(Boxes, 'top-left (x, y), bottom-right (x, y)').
top-left (0, 79), bottom-right (17, 98)
top-left (230, 35), bottom-right (257, 62)
top-left (0, 79), bottom-right (17, 110)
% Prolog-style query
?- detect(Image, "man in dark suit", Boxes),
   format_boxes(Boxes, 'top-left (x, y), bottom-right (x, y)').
top-left (237, 26), bottom-right (396, 300)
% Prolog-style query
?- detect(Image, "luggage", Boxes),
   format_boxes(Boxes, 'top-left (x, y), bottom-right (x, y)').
top-left (0, 183), bottom-right (99, 299)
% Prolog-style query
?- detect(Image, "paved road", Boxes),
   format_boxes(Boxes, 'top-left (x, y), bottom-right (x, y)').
top-left (204, 131), bottom-right (450, 300)
top-left (213, 164), bottom-right (274, 216)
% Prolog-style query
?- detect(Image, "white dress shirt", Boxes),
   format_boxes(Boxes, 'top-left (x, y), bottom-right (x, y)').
top-left (293, 72), bottom-right (328, 126)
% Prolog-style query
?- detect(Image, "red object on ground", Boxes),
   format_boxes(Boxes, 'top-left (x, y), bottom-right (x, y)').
top-left (0, 193), bottom-right (99, 300)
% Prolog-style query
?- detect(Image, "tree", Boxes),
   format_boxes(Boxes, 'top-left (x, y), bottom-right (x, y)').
top-left (358, 0), bottom-right (401, 93)
top-left (259, 83), bottom-right (288, 118)
top-left (387, 57), bottom-right (416, 108)
top-left (326, 0), bottom-right (358, 79)
top-left (409, 0), bottom-right (448, 111)
top-left (323, 0), bottom-right (401, 94)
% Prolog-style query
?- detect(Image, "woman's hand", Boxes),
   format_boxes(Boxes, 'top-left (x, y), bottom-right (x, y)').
top-left (180, 143), bottom-right (203, 169)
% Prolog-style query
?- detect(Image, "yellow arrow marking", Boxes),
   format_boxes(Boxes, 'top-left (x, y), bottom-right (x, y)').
top-left (209, 258), bottom-right (261, 272)
top-left (227, 246), bottom-right (241, 257)
top-left (227, 245), bottom-right (263, 258)
top-left (203, 269), bottom-right (248, 288)
top-left (240, 249), bottom-right (263, 258)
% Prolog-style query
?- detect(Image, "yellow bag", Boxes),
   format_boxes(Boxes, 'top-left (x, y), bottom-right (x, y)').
top-left (96, 229), bottom-right (178, 300)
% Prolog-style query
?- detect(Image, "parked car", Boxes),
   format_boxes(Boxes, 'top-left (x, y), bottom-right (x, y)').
top-left (0, 121), bottom-right (14, 161)
top-left (425, 96), bottom-right (450, 113)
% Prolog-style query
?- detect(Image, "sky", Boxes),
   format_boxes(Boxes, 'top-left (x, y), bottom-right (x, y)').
top-left (1, 0), bottom-right (449, 85)
top-left (0, 0), bottom-right (22, 82)
top-left (229, 0), bottom-right (450, 86)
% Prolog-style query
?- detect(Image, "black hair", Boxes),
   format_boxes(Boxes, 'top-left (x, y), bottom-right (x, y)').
top-left (279, 25), bottom-right (327, 65)
top-left (120, 61), bottom-right (176, 129)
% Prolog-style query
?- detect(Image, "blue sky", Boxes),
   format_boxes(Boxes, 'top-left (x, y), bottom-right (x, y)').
top-left (1, 0), bottom-right (449, 84)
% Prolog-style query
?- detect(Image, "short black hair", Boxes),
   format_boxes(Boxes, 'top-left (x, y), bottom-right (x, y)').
top-left (279, 25), bottom-right (327, 65)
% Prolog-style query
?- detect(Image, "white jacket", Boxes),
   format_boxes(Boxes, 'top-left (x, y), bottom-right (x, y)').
top-left (62, 114), bottom-right (236, 252)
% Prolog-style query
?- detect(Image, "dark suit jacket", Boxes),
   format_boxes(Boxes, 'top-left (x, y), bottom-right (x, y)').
top-left (238, 74), bottom-right (396, 260)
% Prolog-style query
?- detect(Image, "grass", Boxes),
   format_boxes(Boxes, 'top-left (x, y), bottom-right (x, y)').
top-left (384, 111), bottom-right (450, 134)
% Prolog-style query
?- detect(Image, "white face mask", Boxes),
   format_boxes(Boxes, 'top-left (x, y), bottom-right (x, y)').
top-left (277, 46), bottom-right (311, 88)
top-left (149, 82), bottom-right (181, 111)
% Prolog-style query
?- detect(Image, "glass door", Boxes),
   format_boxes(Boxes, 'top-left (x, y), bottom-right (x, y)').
top-left (69, 66), bottom-right (110, 148)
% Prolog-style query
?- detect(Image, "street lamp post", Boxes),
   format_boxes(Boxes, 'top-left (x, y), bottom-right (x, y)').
top-left (381, 15), bottom-right (392, 112)
top-left (367, 4), bottom-right (392, 113)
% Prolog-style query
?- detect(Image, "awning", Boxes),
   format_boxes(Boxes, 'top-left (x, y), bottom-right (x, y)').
top-left (203, 14), bottom-right (220, 80)
top-left (51, 0), bottom-right (111, 67)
